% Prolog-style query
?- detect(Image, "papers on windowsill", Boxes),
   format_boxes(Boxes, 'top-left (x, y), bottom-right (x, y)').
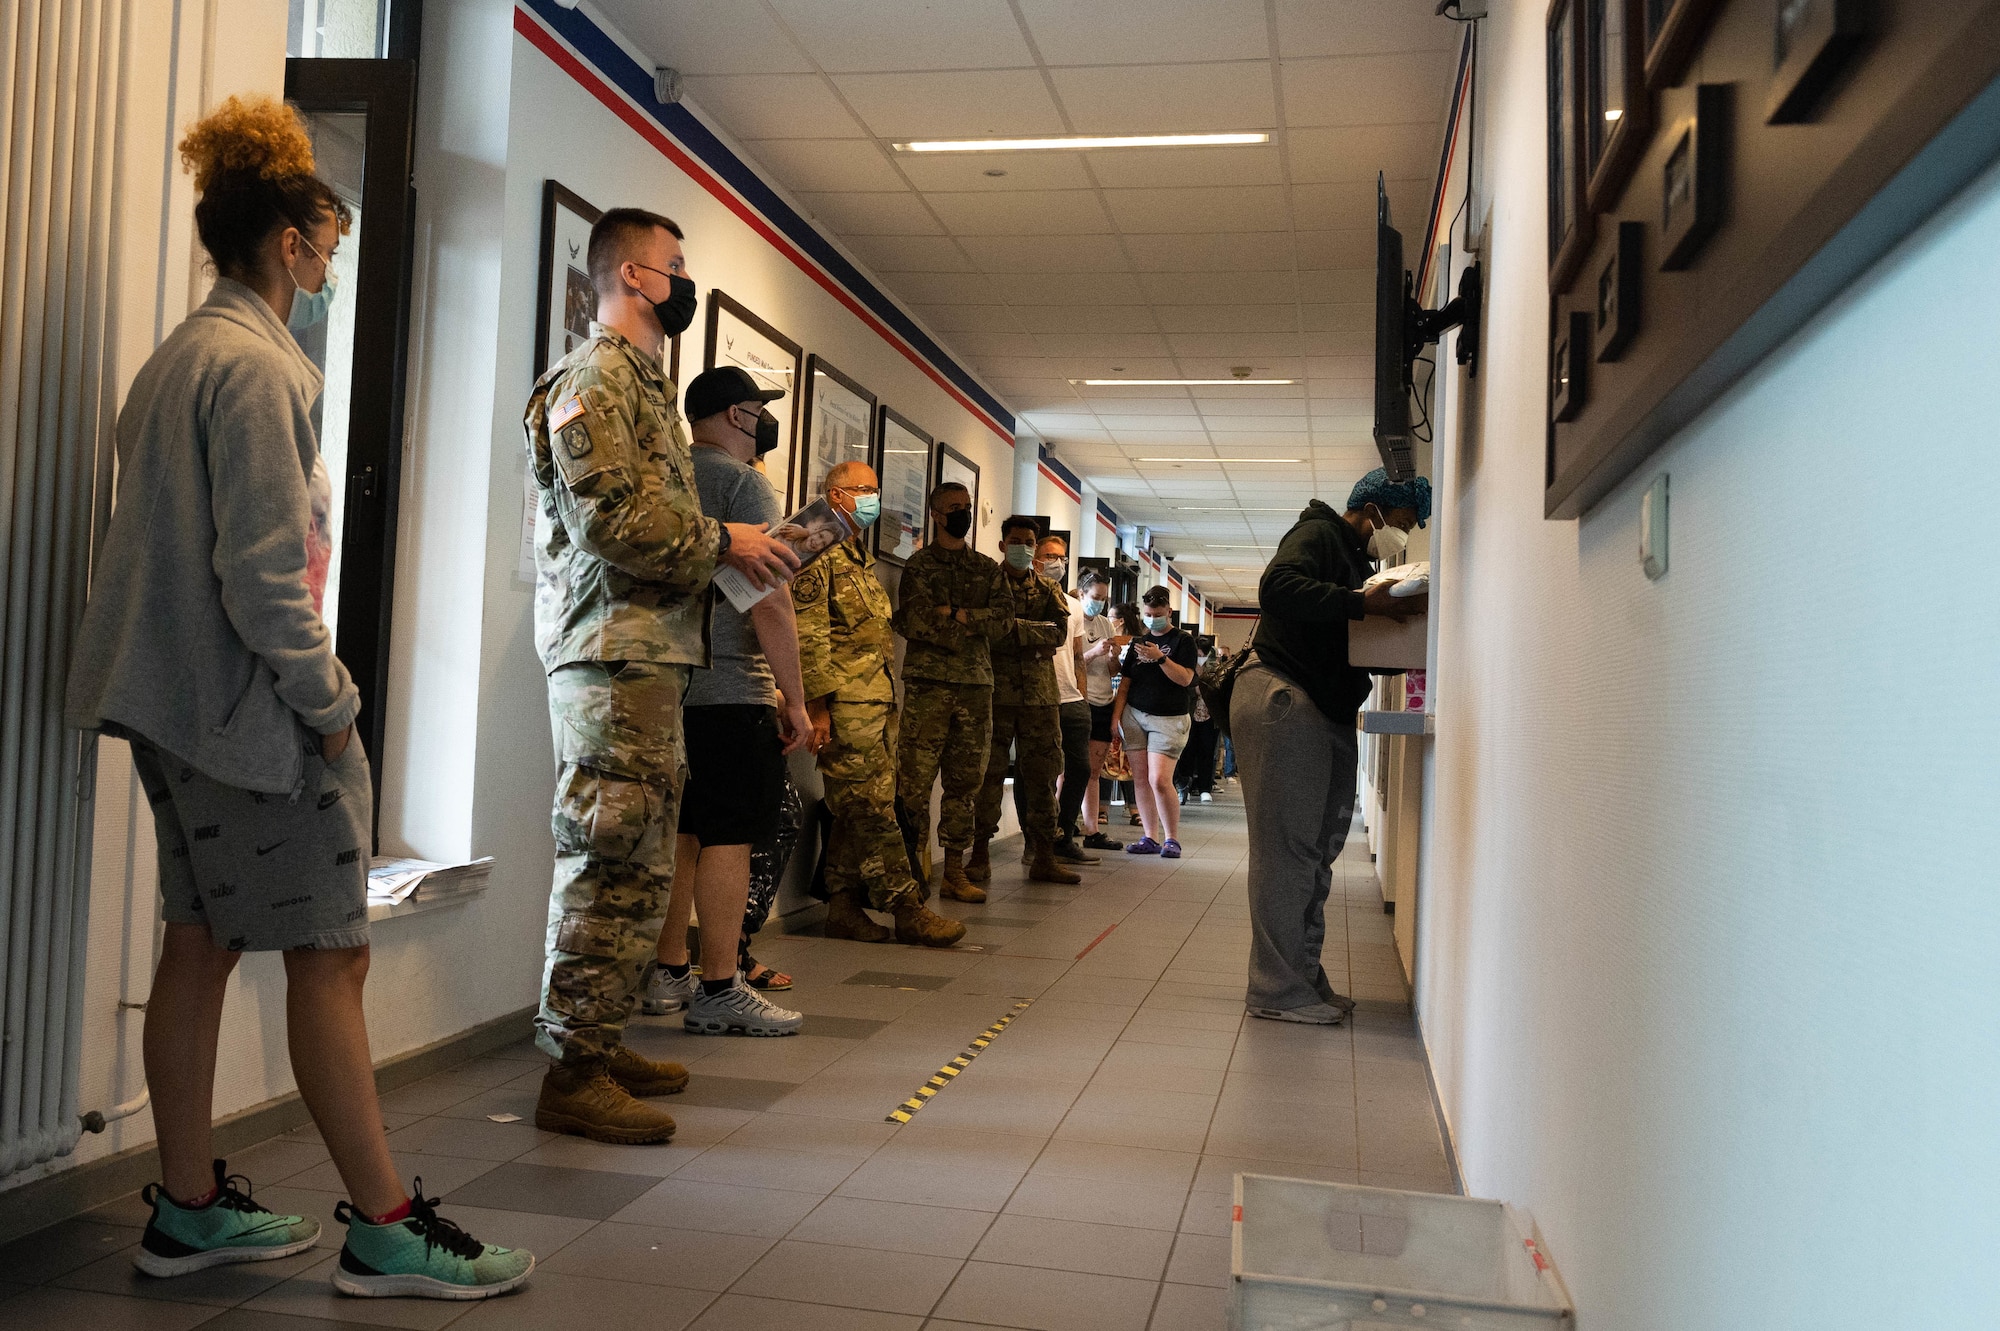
top-left (367, 855), bottom-right (494, 905)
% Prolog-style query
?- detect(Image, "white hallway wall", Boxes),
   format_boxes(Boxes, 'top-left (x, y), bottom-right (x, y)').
top-left (1418, 7), bottom-right (2000, 1328)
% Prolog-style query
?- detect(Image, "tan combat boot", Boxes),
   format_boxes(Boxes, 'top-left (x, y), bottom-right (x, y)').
top-left (1028, 838), bottom-right (1083, 885)
top-left (939, 849), bottom-right (987, 903)
top-left (966, 838), bottom-right (991, 882)
top-left (824, 889), bottom-right (892, 943)
top-left (606, 1043), bottom-right (689, 1097)
top-left (892, 898), bottom-right (968, 948)
top-left (536, 1060), bottom-right (677, 1143)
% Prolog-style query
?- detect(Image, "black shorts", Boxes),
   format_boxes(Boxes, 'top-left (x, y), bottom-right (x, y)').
top-left (680, 705), bottom-right (783, 847)
top-left (1089, 702), bottom-right (1116, 742)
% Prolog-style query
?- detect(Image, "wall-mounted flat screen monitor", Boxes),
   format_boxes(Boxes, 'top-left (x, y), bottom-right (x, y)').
top-left (1372, 177), bottom-right (1415, 482)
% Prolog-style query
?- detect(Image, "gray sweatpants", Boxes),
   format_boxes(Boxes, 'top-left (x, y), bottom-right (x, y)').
top-left (1231, 661), bottom-right (1359, 1012)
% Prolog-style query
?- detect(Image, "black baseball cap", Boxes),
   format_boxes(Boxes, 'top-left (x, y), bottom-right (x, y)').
top-left (684, 365), bottom-right (784, 423)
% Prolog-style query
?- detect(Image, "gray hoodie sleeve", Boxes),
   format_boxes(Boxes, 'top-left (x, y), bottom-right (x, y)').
top-left (204, 357), bottom-right (360, 735)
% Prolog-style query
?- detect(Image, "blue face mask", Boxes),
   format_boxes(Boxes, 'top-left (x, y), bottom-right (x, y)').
top-left (1082, 597), bottom-right (1105, 619)
top-left (1004, 544), bottom-right (1034, 570)
top-left (287, 234), bottom-right (339, 331)
top-left (1144, 614), bottom-right (1171, 632)
top-left (852, 495), bottom-right (881, 528)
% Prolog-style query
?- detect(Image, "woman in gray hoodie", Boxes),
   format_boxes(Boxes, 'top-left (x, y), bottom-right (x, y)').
top-left (66, 95), bottom-right (530, 1299)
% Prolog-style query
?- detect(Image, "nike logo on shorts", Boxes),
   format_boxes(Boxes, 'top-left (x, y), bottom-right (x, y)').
top-left (255, 839), bottom-right (289, 856)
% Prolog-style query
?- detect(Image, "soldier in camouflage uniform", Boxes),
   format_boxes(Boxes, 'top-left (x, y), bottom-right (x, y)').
top-left (892, 481), bottom-right (1014, 903)
top-left (971, 516), bottom-right (1081, 887)
top-left (523, 208), bottom-right (796, 1144)
top-left (793, 461), bottom-right (965, 947)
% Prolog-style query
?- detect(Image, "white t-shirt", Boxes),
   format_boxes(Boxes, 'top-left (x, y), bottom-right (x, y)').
top-left (1052, 590), bottom-right (1085, 705)
top-left (1081, 607), bottom-right (1119, 706)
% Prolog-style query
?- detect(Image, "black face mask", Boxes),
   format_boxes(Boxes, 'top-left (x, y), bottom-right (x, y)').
top-left (942, 509), bottom-right (973, 539)
top-left (752, 407), bottom-right (779, 457)
top-left (651, 274), bottom-right (698, 338)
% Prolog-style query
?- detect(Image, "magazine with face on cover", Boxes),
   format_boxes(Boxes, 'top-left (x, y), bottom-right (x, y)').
top-left (711, 495), bottom-right (862, 612)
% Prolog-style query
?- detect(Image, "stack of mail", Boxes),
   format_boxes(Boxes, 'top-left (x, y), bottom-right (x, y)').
top-left (367, 856), bottom-right (494, 905)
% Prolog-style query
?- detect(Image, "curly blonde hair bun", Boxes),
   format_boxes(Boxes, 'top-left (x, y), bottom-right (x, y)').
top-left (178, 94), bottom-right (317, 192)
top-left (176, 94), bottom-right (348, 278)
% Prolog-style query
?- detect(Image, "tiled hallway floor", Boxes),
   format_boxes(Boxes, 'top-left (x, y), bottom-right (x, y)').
top-left (0, 789), bottom-right (1455, 1331)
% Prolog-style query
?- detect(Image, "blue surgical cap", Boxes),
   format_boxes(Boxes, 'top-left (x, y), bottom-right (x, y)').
top-left (1347, 468), bottom-right (1432, 528)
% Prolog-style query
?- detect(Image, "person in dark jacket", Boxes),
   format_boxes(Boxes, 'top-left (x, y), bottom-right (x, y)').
top-left (1233, 468), bottom-right (1429, 1024)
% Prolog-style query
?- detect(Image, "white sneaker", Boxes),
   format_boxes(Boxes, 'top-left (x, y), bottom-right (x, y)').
top-left (638, 962), bottom-right (698, 1015)
top-left (1199, 792), bottom-right (1213, 803)
top-left (684, 975), bottom-right (804, 1037)
top-left (1246, 999), bottom-right (1355, 1026)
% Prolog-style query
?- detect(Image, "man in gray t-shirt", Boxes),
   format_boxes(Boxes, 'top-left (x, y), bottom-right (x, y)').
top-left (641, 367), bottom-right (815, 1036)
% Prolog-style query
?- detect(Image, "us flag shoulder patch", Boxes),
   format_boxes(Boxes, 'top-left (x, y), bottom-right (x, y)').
top-left (548, 394), bottom-right (586, 432)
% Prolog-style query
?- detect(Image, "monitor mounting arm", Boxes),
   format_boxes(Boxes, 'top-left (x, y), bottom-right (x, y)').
top-left (1404, 262), bottom-right (1483, 379)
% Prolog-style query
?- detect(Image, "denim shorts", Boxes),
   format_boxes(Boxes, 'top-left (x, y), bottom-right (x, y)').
top-left (1121, 707), bottom-right (1190, 758)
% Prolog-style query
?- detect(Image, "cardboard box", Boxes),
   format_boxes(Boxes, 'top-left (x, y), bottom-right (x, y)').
top-left (1348, 612), bottom-right (1427, 669)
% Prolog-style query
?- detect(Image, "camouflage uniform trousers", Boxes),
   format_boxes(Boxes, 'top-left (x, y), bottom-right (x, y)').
top-left (536, 659), bottom-right (689, 1065)
top-left (821, 699), bottom-right (924, 911)
top-left (974, 702), bottom-right (1063, 845)
top-left (895, 679), bottom-right (993, 859)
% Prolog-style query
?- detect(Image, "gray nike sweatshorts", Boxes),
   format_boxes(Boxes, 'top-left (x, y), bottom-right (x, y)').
top-left (123, 726), bottom-right (373, 953)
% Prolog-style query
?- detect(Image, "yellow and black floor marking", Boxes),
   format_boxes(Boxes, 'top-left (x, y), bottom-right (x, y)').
top-left (885, 999), bottom-right (1033, 1123)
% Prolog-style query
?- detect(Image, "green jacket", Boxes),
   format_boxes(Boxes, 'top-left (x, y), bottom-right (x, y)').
top-left (524, 323), bottom-right (722, 672)
top-left (991, 569), bottom-right (1069, 706)
top-left (791, 538), bottom-right (896, 704)
top-left (891, 542), bottom-right (1014, 686)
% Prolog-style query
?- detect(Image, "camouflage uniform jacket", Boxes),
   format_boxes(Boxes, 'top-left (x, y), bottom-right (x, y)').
top-left (524, 322), bottom-right (723, 672)
top-left (891, 542), bottom-right (1014, 686)
top-left (990, 570), bottom-right (1069, 707)
top-left (791, 538), bottom-right (896, 704)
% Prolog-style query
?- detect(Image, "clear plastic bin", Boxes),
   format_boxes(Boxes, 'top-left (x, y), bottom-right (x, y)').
top-left (1231, 1174), bottom-right (1571, 1330)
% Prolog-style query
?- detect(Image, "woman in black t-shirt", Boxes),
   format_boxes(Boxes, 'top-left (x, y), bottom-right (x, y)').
top-left (1110, 586), bottom-right (1199, 858)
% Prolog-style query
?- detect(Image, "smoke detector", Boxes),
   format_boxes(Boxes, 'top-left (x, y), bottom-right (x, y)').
top-left (654, 66), bottom-right (684, 104)
top-left (1230, 366), bottom-right (1253, 379)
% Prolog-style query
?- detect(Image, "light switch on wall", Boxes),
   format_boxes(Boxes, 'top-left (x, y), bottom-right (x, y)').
top-left (1641, 474), bottom-right (1669, 579)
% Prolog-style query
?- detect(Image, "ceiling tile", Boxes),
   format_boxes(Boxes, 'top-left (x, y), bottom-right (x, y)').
top-left (986, 376), bottom-right (1079, 406)
top-left (880, 272), bottom-right (1006, 303)
top-left (1008, 272), bottom-right (1149, 304)
top-left (1083, 144), bottom-right (1284, 189)
top-left (1281, 52), bottom-right (1459, 127)
top-left (1288, 123), bottom-right (1441, 184)
top-left (1097, 414), bottom-right (1208, 432)
top-left (926, 190), bottom-right (1115, 236)
top-left (1018, 412), bottom-right (1105, 431)
top-left (956, 234), bottom-right (1130, 274)
top-left (912, 303), bottom-right (1027, 332)
top-left (1010, 305), bottom-right (1162, 334)
top-left (1303, 331), bottom-right (1370, 357)
top-left (1120, 232), bottom-right (1296, 273)
top-left (1049, 354), bottom-right (1182, 378)
top-left (1295, 229), bottom-right (1376, 267)
top-left (1152, 304), bottom-right (1299, 334)
top-left (946, 331), bottom-right (1044, 358)
top-left (1137, 270), bottom-right (1297, 303)
top-left (1304, 354), bottom-right (1372, 378)
top-left (1167, 332), bottom-right (1304, 359)
top-left (842, 234), bottom-right (974, 272)
top-left (1170, 354), bottom-right (1305, 378)
top-left (897, 152), bottom-right (1094, 193)
top-left (1274, 0), bottom-right (1462, 57)
top-left (1296, 268), bottom-right (1374, 303)
top-left (1186, 381), bottom-right (1306, 400)
top-left (795, 190), bottom-right (942, 236)
top-left (832, 69), bottom-right (1065, 139)
top-left (744, 138), bottom-right (907, 194)
top-left (682, 76), bottom-right (866, 140)
top-left (1016, 0), bottom-right (1270, 64)
top-left (1301, 302), bottom-right (1372, 332)
top-left (1101, 185), bottom-right (1290, 233)
top-left (975, 355), bottom-right (1072, 380)
top-left (1047, 63), bottom-right (1277, 135)
top-left (767, 0), bottom-right (1035, 72)
top-left (1033, 332), bottom-right (1173, 359)
top-left (592, 0), bottom-right (812, 75)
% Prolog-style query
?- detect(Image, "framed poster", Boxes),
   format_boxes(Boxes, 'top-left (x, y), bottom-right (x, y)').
top-left (1547, 0), bottom-right (1595, 289)
top-left (1659, 83), bottom-right (1730, 270)
top-left (1585, 0), bottom-right (1650, 211)
top-left (799, 355), bottom-right (877, 503)
top-left (1642, 0), bottom-right (1723, 91)
top-left (1767, 0), bottom-right (1872, 123)
top-left (874, 405), bottom-right (932, 566)
top-left (704, 291), bottom-right (802, 507)
top-left (536, 181), bottom-right (678, 382)
top-left (931, 442), bottom-right (980, 546)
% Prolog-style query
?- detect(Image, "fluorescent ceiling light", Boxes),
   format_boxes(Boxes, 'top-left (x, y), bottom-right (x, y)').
top-left (1141, 457), bottom-right (1301, 464)
top-left (1074, 378), bottom-right (1294, 386)
top-left (896, 132), bottom-right (1269, 154)
top-left (1173, 506), bottom-right (1298, 511)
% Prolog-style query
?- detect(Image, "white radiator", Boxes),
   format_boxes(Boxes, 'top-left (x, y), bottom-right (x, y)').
top-left (0, 0), bottom-right (127, 1177)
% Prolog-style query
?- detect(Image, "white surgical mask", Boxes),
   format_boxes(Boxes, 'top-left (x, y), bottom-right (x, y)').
top-left (1038, 558), bottom-right (1065, 581)
top-left (1082, 597), bottom-right (1105, 619)
top-left (1004, 544), bottom-right (1034, 570)
top-left (1368, 521), bottom-right (1409, 563)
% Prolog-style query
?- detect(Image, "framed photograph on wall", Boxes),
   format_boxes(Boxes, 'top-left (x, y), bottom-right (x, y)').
top-left (704, 291), bottom-right (802, 507)
top-left (1767, 0), bottom-right (1872, 124)
top-left (1547, 0), bottom-right (1594, 290)
top-left (1585, 0), bottom-right (1650, 211)
top-left (874, 405), bottom-right (932, 566)
top-left (1660, 83), bottom-right (1731, 270)
top-left (1642, 0), bottom-right (1723, 91)
top-left (537, 182), bottom-right (679, 383)
top-left (931, 442), bottom-right (980, 547)
top-left (798, 355), bottom-right (876, 504)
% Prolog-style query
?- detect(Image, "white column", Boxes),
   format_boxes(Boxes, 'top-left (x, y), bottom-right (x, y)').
top-left (1078, 482), bottom-right (1101, 559)
top-left (1012, 436), bottom-right (1041, 526)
